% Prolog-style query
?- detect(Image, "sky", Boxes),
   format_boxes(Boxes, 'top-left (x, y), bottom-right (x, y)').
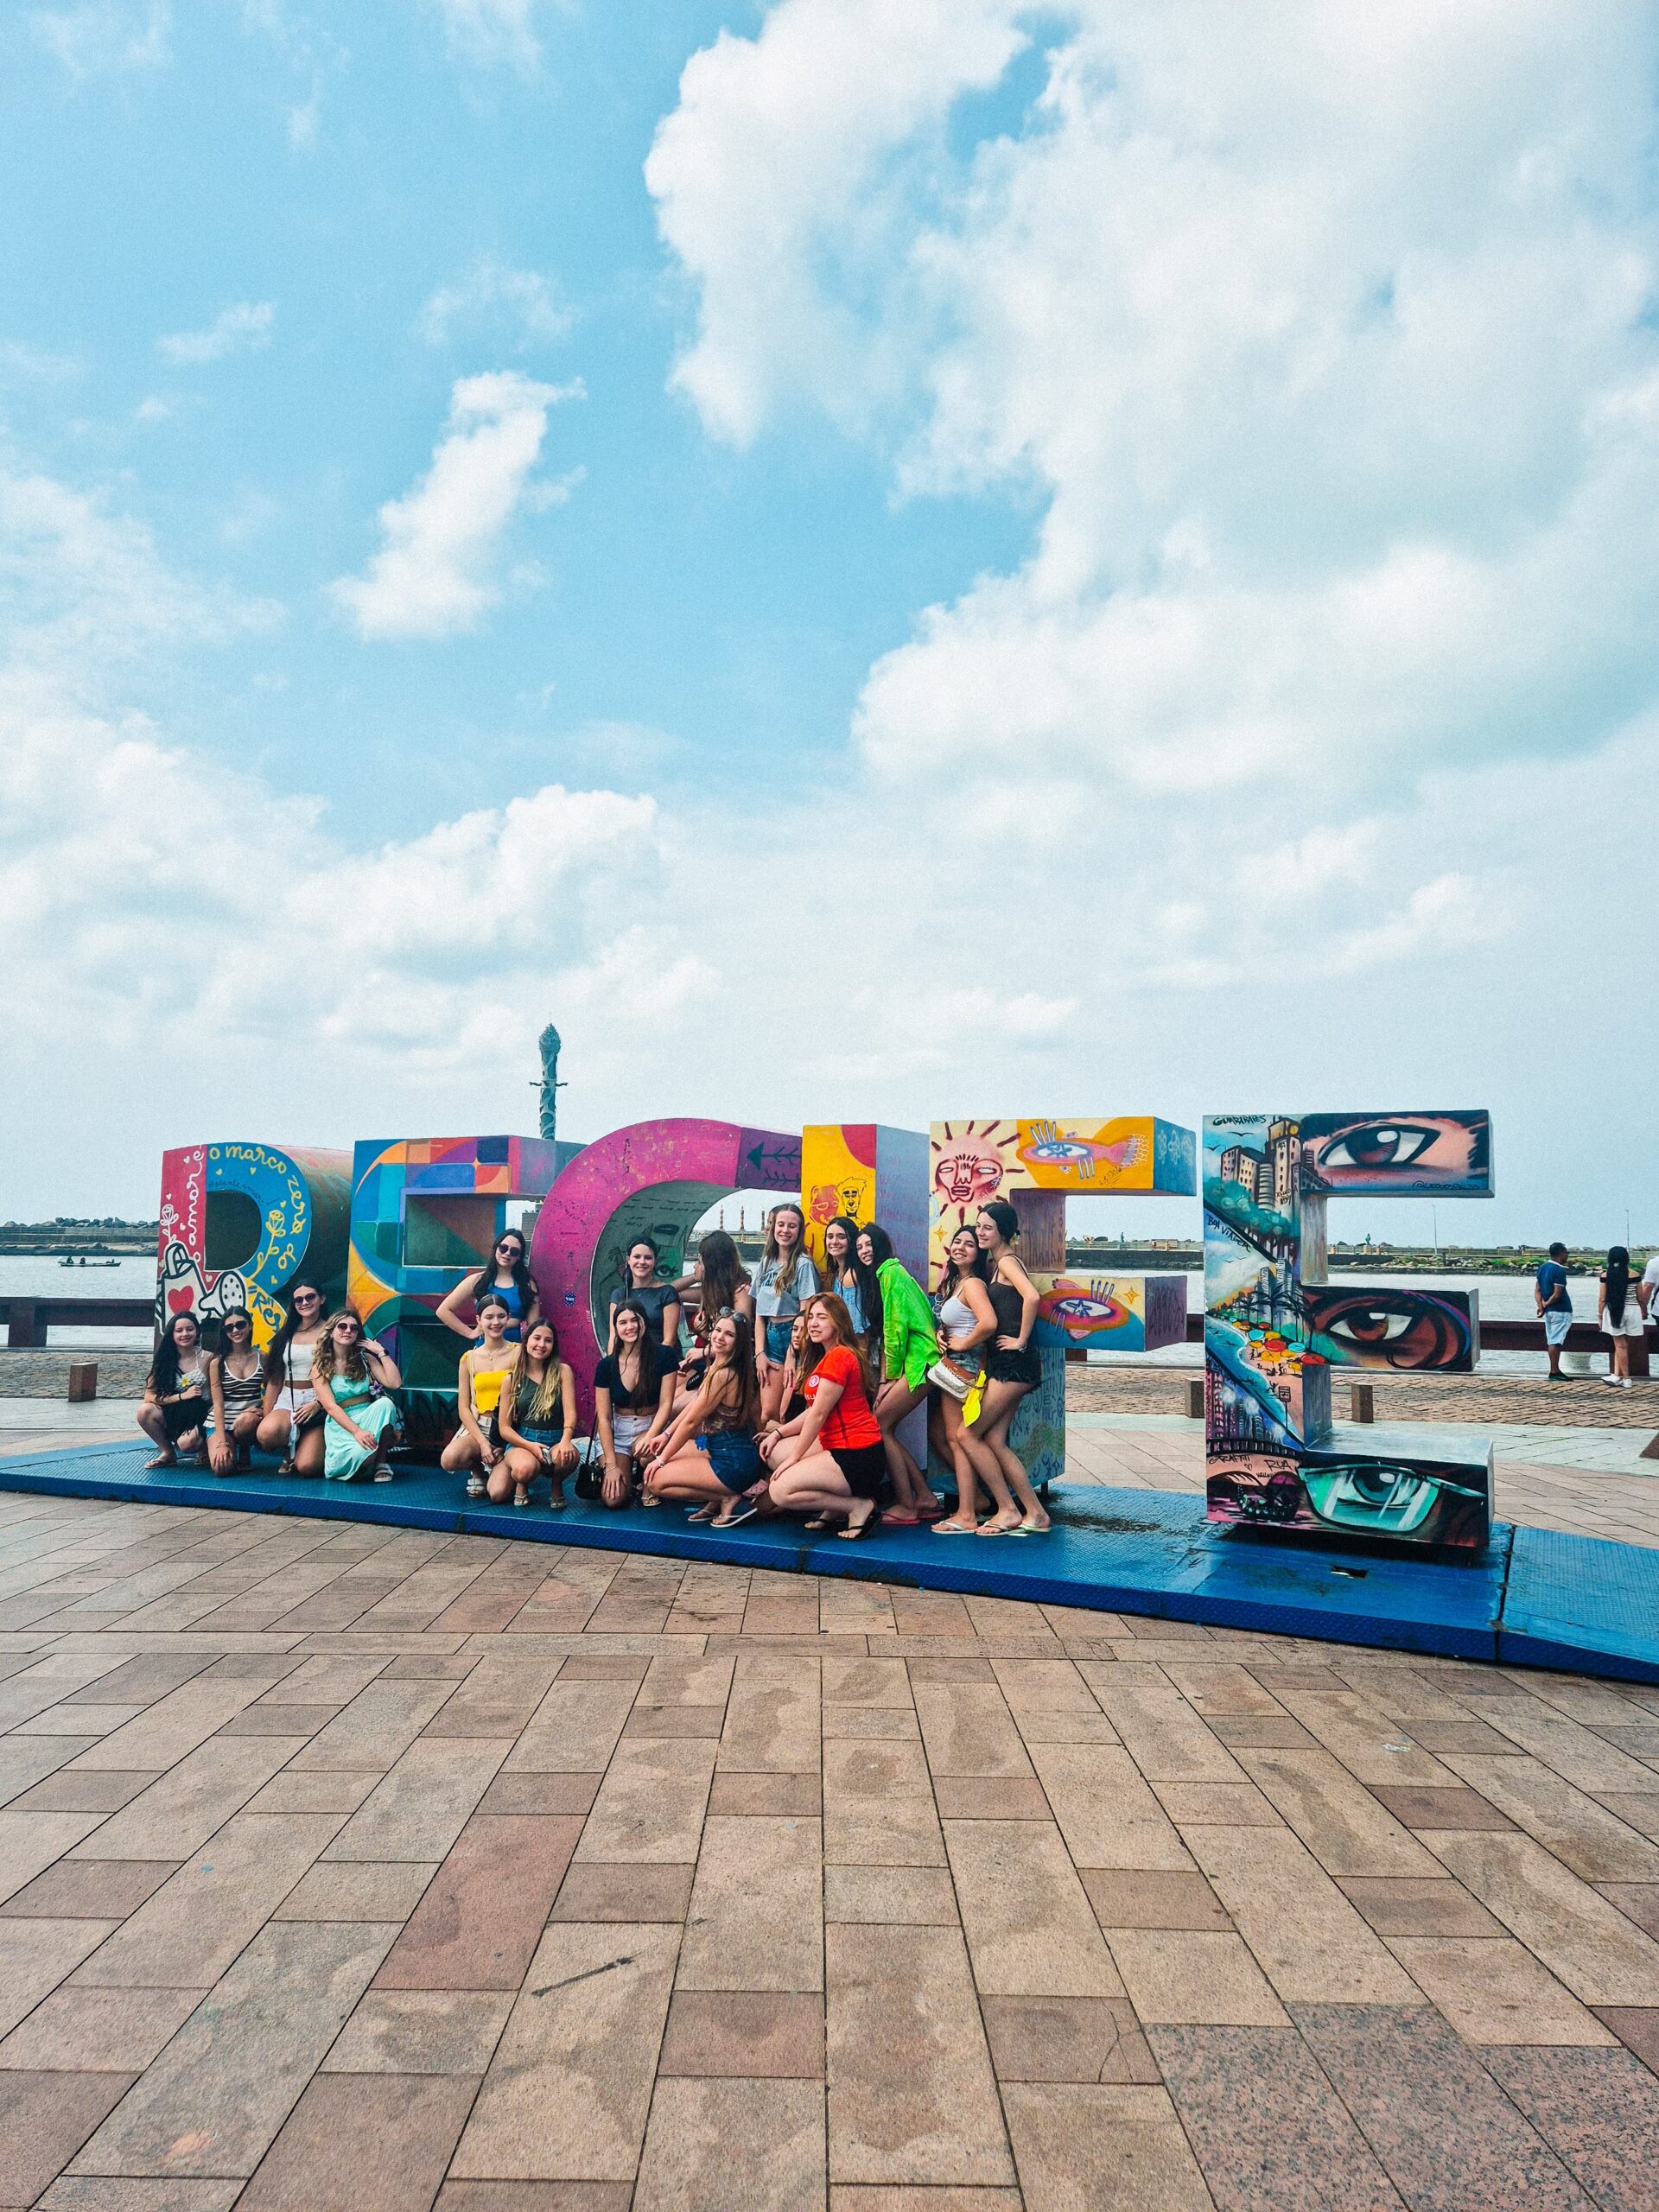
top-left (2, 0), bottom-right (1656, 1248)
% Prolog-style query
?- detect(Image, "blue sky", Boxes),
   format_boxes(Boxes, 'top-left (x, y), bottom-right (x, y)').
top-left (3, 1), bottom-right (1656, 1246)
top-left (0, 1), bottom-right (1027, 827)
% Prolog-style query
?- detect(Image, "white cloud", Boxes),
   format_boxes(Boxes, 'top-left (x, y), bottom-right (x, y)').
top-left (429, 0), bottom-right (544, 76)
top-left (330, 370), bottom-right (582, 640)
top-left (0, 454), bottom-right (1652, 1241)
top-left (0, 340), bottom-right (81, 384)
top-left (158, 301), bottom-right (276, 365)
top-left (651, 0), bottom-right (1659, 810)
top-left (0, 468), bottom-right (279, 686)
top-left (32, 0), bottom-right (168, 77)
top-left (645, 0), bottom-right (1027, 446)
top-left (419, 259), bottom-right (574, 349)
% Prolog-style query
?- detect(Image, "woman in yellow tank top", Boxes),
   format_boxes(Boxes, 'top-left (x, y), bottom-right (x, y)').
top-left (440, 1294), bottom-right (521, 1499)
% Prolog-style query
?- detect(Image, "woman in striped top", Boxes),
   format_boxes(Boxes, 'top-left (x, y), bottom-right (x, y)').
top-left (207, 1309), bottom-right (266, 1476)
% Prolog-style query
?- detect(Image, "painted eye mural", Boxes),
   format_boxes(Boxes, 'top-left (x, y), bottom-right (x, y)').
top-left (1299, 1111), bottom-right (1491, 1194)
top-left (1038, 1280), bottom-right (1132, 1340)
top-left (1016, 1121), bottom-right (1148, 1182)
top-left (1305, 1287), bottom-right (1476, 1373)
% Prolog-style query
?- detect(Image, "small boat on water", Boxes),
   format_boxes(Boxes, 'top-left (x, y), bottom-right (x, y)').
top-left (59, 1257), bottom-right (122, 1268)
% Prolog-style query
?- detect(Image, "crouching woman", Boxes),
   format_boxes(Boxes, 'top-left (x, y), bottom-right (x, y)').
top-left (313, 1312), bottom-right (402, 1482)
top-left (763, 1294), bottom-right (887, 1540)
top-left (638, 1312), bottom-right (766, 1528)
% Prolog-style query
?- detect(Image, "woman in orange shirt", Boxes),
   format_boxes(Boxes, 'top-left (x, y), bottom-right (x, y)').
top-left (761, 1293), bottom-right (887, 1539)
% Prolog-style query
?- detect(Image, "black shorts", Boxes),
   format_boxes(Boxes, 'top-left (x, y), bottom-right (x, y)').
top-left (162, 1395), bottom-right (209, 1443)
top-left (830, 1441), bottom-right (887, 1498)
top-left (986, 1345), bottom-right (1043, 1389)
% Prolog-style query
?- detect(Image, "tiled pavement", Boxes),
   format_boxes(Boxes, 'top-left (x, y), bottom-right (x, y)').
top-left (1, 1495), bottom-right (1659, 2207)
top-left (9, 1398), bottom-right (1659, 1549)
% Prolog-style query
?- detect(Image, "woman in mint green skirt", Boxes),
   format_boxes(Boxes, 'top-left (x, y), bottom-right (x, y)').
top-left (312, 1312), bottom-right (403, 1482)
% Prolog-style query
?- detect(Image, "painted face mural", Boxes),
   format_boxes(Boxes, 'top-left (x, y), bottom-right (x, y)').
top-left (934, 1147), bottom-right (1007, 1207)
top-left (1203, 1111), bottom-right (1493, 1551)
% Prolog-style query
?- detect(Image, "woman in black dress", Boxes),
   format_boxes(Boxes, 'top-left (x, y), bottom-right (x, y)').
top-left (972, 1199), bottom-right (1052, 1533)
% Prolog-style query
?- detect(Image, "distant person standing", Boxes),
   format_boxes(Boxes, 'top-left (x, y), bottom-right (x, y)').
top-left (1599, 1246), bottom-right (1643, 1388)
top-left (1641, 1249), bottom-right (1659, 1367)
top-left (1535, 1243), bottom-right (1573, 1379)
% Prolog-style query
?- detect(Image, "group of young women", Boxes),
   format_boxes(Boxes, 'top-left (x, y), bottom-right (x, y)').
top-left (137, 1200), bottom-right (1054, 1536)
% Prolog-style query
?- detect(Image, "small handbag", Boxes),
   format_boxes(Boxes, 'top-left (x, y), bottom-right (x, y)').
top-left (573, 1429), bottom-right (604, 1501)
top-left (927, 1350), bottom-right (979, 1402)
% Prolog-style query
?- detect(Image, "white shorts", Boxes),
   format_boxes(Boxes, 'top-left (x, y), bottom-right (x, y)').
top-left (1543, 1309), bottom-right (1572, 1347)
top-left (612, 1409), bottom-right (652, 1455)
top-left (1603, 1308), bottom-right (1646, 1339)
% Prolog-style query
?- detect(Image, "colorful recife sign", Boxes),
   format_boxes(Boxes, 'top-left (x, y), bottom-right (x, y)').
top-left (155, 1103), bottom-right (1499, 1562)
top-left (348, 1135), bottom-right (578, 1390)
top-left (156, 1142), bottom-right (351, 1346)
top-left (1204, 1111), bottom-right (1494, 1550)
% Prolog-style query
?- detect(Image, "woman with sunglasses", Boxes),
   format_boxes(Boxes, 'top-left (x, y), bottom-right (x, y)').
top-left (313, 1311), bottom-right (403, 1483)
top-left (256, 1280), bottom-right (332, 1476)
top-left (206, 1308), bottom-right (265, 1476)
top-left (436, 1230), bottom-right (540, 1346)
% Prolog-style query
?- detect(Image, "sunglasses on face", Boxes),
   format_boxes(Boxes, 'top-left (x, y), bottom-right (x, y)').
top-left (295, 1294), bottom-right (319, 1307)
top-left (497, 1242), bottom-right (522, 1255)
top-left (224, 1321), bottom-right (251, 1333)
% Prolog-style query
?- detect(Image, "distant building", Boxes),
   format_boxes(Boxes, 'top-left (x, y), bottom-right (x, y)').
top-left (1219, 1121), bottom-right (1300, 1214)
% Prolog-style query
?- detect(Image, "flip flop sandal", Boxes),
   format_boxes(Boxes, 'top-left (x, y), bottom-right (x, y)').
top-left (838, 1510), bottom-right (881, 1541)
top-left (803, 1516), bottom-right (835, 1531)
top-left (930, 1518), bottom-right (977, 1535)
top-left (143, 1452), bottom-right (176, 1471)
top-left (976, 1518), bottom-right (1024, 1536)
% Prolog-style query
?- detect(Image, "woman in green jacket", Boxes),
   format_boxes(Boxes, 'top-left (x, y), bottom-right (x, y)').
top-left (858, 1223), bottom-right (942, 1522)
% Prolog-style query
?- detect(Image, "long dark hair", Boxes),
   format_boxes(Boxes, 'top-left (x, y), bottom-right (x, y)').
top-left (468, 1230), bottom-right (534, 1316)
top-left (859, 1221), bottom-right (895, 1347)
top-left (266, 1279), bottom-right (328, 1384)
top-left (1605, 1246), bottom-right (1631, 1327)
top-left (939, 1230), bottom-right (988, 1301)
top-left (822, 1216), bottom-right (860, 1285)
top-left (611, 1297), bottom-right (655, 1403)
top-left (211, 1307), bottom-right (257, 1368)
top-left (979, 1198), bottom-right (1020, 1248)
top-left (694, 1230), bottom-right (746, 1332)
top-left (149, 1310), bottom-right (203, 1395)
top-left (705, 1310), bottom-right (760, 1434)
top-left (823, 1213), bottom-right (877, 1334)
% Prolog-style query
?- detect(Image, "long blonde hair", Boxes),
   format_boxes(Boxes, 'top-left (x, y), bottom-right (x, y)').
top-left (508, 1323), bottom-right (563, 1427)
top-left (312, 1314), bottom-right (367, 1383)
top-left (763, 1202), bottom-right (810, 1299)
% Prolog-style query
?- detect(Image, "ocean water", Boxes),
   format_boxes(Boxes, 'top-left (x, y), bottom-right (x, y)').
top-left (0, 1255), bottom-right (156, 1348)
top-left (1, 1257), bottom-right (1621, 1374)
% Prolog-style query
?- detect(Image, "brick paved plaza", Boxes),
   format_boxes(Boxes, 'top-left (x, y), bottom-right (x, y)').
top-left (0, 1485), bottom-right (1657, 2209)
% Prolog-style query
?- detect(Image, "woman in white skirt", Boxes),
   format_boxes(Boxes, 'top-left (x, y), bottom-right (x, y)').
top-left (1599, 1246), bottom-right (1644, 1388)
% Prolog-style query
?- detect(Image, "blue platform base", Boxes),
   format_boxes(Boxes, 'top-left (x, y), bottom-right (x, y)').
top-left (3, 1441), bottom-right (1656, 1682)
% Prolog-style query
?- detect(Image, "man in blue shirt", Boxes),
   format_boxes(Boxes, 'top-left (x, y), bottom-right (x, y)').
top-left (1535, 1243), bottom-right (1572, 1379)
